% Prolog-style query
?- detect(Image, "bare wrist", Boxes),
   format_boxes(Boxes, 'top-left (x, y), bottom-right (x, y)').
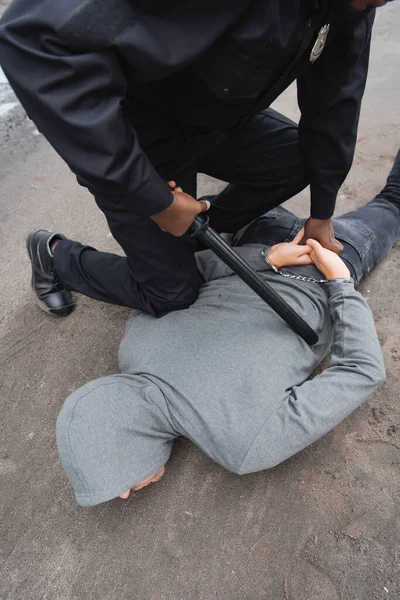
top-left (265, 250), bottom-right (281, 270)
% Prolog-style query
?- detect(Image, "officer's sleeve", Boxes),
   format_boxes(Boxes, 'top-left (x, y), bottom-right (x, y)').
top-left (0, 3), bottom-right (173, 217)
top-left (297, 10), bottom-right (375, 220)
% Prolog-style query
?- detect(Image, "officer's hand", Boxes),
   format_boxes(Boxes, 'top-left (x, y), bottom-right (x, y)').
top-left (301, 217), bottom-right (343, 254)
top-left (151, 182), bottom-right (210, 237)
top-left (307, 239), bottom-right (350, 280)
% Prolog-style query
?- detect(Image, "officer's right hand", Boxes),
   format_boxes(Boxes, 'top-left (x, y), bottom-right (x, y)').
top-left (301, 217), bottom-right (343, 255)
top-left (151, 183), bottom-right (210, 237)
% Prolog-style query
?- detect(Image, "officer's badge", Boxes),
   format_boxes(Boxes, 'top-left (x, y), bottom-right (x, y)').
top-left (310, 24), bottom-right (330, 63)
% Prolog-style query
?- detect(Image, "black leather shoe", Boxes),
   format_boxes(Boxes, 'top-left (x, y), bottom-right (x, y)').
top-left (26, 230), bottom-right (74, 316)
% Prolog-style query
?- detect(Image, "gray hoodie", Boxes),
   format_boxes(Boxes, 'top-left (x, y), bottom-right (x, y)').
top-left (57, 246), bottom-right (385, 506)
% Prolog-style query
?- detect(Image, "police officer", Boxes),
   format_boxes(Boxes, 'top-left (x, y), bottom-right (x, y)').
top-left (0, 0), bottom-right (390, 317)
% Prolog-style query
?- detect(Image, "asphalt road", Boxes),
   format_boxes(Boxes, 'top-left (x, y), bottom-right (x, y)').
top-left (0, 4), bottom-right (399, 600)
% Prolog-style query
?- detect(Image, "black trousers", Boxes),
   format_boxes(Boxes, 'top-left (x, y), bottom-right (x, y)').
top-left (54, 108), bottom-right (307, 316)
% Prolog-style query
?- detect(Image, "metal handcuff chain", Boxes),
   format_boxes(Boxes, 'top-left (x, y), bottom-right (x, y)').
top-left (260, 248), bottom-right (329, 284)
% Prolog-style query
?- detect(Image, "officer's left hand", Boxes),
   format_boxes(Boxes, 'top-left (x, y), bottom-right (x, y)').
top-left (301, 217), bottom-right (343, 255)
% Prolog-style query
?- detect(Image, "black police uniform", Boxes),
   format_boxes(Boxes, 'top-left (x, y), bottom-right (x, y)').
top-left (0, 0), bottom-right (374, 315)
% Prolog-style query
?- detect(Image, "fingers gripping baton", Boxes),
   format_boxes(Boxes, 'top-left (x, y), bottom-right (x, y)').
top-left (189, 215), bottom-right (318, 345)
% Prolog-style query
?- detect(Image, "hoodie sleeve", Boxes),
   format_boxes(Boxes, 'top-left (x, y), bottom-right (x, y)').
top-left (0, 0), bottom-right (173, 216)
top-left (238, 280), bottom-right (386, 475)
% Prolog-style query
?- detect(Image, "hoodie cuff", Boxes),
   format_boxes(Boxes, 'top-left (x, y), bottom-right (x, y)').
top-left (326, 278), bottom-right (355, 299)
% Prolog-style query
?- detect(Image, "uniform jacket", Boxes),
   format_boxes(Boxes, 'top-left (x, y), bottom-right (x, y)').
top-left (0, 0), bottom-right (374, 218)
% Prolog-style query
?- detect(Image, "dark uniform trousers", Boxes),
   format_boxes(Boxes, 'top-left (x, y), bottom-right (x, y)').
top-left (54, 108), bottom-right (307, 316)
top-left (0, 0), bottom-right (375, 317)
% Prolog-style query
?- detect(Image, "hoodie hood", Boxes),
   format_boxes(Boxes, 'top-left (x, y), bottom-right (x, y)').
top-left (56, 374), bottom-right (175, 506)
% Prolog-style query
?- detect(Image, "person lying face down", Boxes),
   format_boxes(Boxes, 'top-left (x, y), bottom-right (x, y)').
top-left (56, 153), bottom-right (400, 506)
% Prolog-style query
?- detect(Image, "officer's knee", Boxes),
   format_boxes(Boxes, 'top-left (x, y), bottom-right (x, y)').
top-left (148, 281), bottom-right (201, 318)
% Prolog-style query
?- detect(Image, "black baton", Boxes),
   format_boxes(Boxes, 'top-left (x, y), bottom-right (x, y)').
top-left (190, 214), bottom-right (318, 345)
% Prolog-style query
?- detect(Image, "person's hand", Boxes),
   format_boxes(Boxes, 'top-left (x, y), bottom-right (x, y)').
top-left (151, 181), bottom-right (210, 236)
top-left (301, 217), bottom-right (344, 254)
top-left (307, 238), bottom-right (351, 280)
top-left (267, 228), bottom-right (313, 268)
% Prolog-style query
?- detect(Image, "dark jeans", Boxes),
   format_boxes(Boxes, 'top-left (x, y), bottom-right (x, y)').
top-left (233, 162), bottom-right (400, 287)
top-left (54, 108), bottom-right (307, 316)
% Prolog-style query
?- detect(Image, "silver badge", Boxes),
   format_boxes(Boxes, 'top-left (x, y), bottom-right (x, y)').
top-left (310, 24), bottom-right (330, 63)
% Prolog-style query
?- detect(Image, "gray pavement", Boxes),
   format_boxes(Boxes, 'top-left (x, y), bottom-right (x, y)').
top-left (0, 4), bottom-right (400, 599)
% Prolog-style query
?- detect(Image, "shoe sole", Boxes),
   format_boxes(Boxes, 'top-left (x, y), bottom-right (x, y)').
top-left (33, 293), bottom-right (74, 316)
top-left (26, 231), bottom-right (75, 317)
